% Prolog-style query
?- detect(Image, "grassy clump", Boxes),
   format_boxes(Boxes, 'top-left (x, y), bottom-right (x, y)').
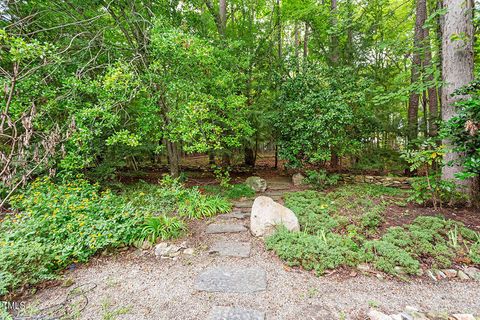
top-left (0, 176), bottom-right (230, 296)
top-left (267, 184), bottom-right (480, 277)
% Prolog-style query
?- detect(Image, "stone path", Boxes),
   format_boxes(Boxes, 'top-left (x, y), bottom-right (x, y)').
top-left (197, 178), bottom-right (292, 318)
top-left (209, 241), bottom-right (251, 258)
top-left (208, 307), bottom-right (265, 320)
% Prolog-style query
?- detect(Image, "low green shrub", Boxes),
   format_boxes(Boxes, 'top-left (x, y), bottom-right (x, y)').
top-left (305, 169), bottom-right (340, 190)
top-left (266, 227), bottom-right (361, 274)
top-left (267, 188), bottom-right (480, 278)
top-left (408, 177), bottom-right (466, 208)
top-left (0, 176), bottom-right (230, 296)
top-left (1, 177), bottom-right (145, 295)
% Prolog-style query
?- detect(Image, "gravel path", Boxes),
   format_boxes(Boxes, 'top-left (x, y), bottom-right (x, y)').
top-left (22, 183), bottom-right (480, 320)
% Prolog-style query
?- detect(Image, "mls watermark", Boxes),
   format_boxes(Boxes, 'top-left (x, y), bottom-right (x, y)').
top-left (0, 300), bottom-right (26, 312)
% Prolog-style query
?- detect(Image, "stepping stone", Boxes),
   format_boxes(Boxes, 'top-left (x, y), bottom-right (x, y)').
top-left (206, 224), bottom-right (247, 234)
top-left (263, 190), bottom-right (286, 196)
top-left (217, 212), bottom-right (250, 219)
top-left (209, 241), bottom-right (251, 258)
top-left (208, 306), bottom-right (265, 320)
top-left (233, 201), bottom-right (254, 208)
top-left (195, 267), bottom-right (266, 293)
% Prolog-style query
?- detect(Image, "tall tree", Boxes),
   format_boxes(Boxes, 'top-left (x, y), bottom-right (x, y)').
top-left (441, 0), bottom-right (475, 191)
top-left (408, 0), bottom-right (426, 143)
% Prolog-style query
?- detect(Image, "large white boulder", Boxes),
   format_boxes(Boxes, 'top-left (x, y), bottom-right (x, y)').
top-left (250, 196), bottom-right (300, 237)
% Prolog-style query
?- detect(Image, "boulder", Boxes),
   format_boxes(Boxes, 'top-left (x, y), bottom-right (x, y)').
top-left (245, 176), bottom-right (267, 192)
top-left (250, 196), bottom-right (300, 237)
top-left (292, 173), bottom-right (305, 186)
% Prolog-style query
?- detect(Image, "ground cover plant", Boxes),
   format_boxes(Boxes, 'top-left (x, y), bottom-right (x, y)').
top-left (266, 184), bottom-right (480, 277)
top-left (0, 176), bottom-right (230, 296)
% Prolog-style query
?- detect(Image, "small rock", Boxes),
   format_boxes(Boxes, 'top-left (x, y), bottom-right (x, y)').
top-left (292, 173), bottom-right (305, 186)
top-left (250, 196), bottom-right (300, 237)
top-left (390, 315), bottom-right (403, 320)
top-left (405, 306), bottom-right (419, 313)
top-left (357, 263), bottom-right (371, 272)
top-left (367, 309), bottom-right (392, 320)
top-left (435, 269), bottom-right (446, 279)
top-left (141, 240), bottom-right (152, 250)
top-left (457, 270), bottom-right (470, 280)
top-left (245, 176), bottom-right (267, 192)
top-left (394, 266), bottom-right (405, 274)
top-left (154, 242), bottom-right (169, 256)
top-left (463, 267), bottom-right (480, 280)
top-left (399, 312), bottom-right (414, 320)
top-left (426, 270), bottom-right (437, 281)
top-left (442, 269), bottom-right (458, 278)
top-left (183, 248), bottom-right (195, 255)
top-left (154, 243), bottom-right (181, 258)
top-left (451, 314), bottom-right (476, 320)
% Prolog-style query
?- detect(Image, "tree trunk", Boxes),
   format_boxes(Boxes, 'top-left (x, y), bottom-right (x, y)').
top-left (219, 0), bottom-right (226, 36)
top-left (330, 151), bottom-right (339, 170)
top-left (441, 0), bottom-right (475, 193)
top-left (208, 151), bottom-right (215, 165)
top-left (303, 22), bottom-right (308, 58)
top-left (423, 21), bottom-right (439, 137)
top-left (329, 0), bottom-right (338, 64)
top-left (165, 140), bottom-right (180, 177)
top-left (244, 147), bottom-right (255, 167)
top-left (408, 0), bottom-right (426, 144)
top-left (221, 153), bottom-right (231, 166)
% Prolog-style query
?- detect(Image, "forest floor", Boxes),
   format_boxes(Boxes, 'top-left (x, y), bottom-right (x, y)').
top-left (18, 176), bottom-right (480, 320)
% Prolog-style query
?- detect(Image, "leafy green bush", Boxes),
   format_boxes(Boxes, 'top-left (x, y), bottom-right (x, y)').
top-left (0, 176), bottom-right (231, 295)
top-left (305, 169), bottom-right (340, 190)
top-left (408, 176), bottom-right (465, 208)
top-left (1, 177), bottom-right (145, 295)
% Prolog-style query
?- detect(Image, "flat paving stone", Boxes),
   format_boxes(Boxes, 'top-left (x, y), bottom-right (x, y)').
top-left (233, 201), bottom-right (254, 208)
top-left (205, 224), bottom-right (247, 234)
top-left (217, 212), bottom-right (250, 219)
top-left (209, 241), bottom-right (251, 258)
top-left (195, 267), bottom-right (266, 293)
top-left (208, 306), bottom-right (265, 320)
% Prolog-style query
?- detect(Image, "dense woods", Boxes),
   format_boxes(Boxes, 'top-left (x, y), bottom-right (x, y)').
top-left (1, 0), bottom-right (480, 306)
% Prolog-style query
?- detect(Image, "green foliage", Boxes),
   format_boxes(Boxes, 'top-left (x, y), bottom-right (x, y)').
top-left (402, 140), bottom-right (463, 208)
top-left (408, 176), bottom-right (465, 207)
top-left (266, 227), bottom-right (361, 274)
top-left (0, 176), bottom-right (230, 295)
top-left (202, 184), bottom-right (255, 200)
top-left (1, 177), bottom-right (145, 295)
top-left (267, 187), bottom-right (479, 277)
top-left (139, 216), bottom-right (185, 244)
top-left (274, 64), bottom-right (369, 167)
top-left (304, 169), bottom-right (340, 190)
top-left (442, 78), bottom-right (480, 179)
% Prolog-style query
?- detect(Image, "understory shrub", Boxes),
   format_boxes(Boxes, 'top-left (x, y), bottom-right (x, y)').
top-left (305, 169), bottom-right (340, 190)
top-left (267, 187), bottom-right (480, 277)
top-left (0, 176), bottom-right (230, 296)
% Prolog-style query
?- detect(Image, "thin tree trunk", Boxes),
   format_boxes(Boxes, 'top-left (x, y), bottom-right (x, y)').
top-left (408, 0), bottom-right (426, 144)
top-left (208, 151), bottom-right (215, 165)
top-left (441, 0), bottom-right (475, 195)
top-left (244, 147), bottom-right (255, 167)
top-left (303, 22), bottom-right (308, 58)
top-left (330, 0), bottom-right (338, 64)
top-left (219, 0), bottom-right (227, 36)
top-left (165, 140), bottom-right (180, 177)
top-left (423, 24), bottom-right (439, 137)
